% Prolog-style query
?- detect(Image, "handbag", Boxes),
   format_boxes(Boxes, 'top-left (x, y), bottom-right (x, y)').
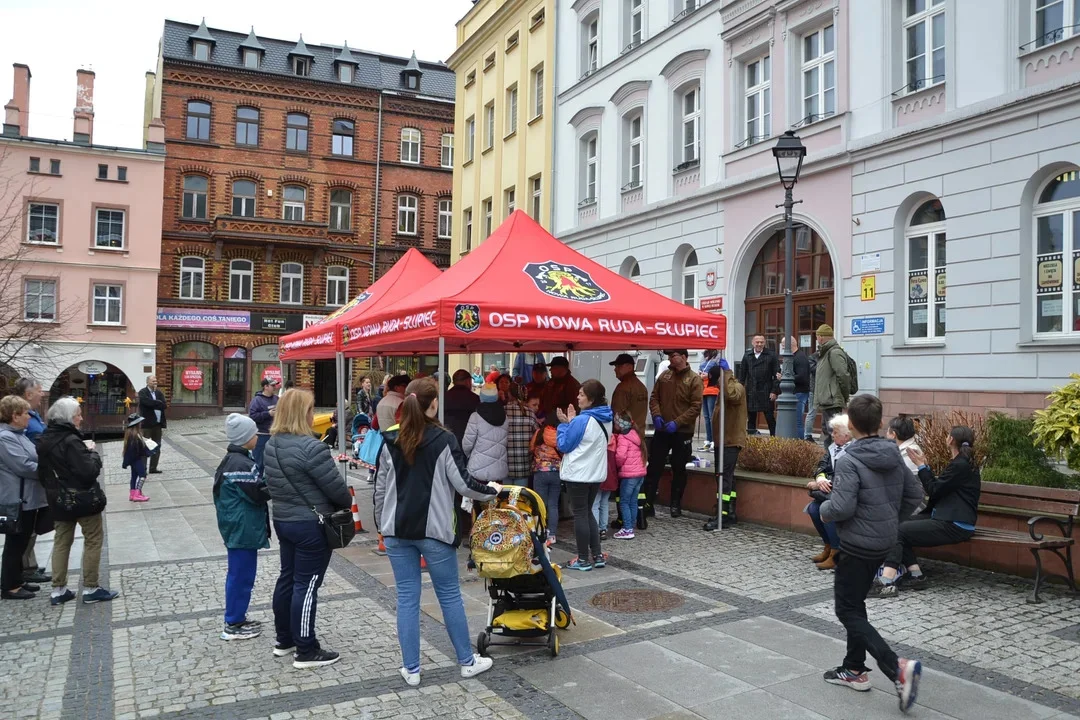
top-left (0, 478), bottom-right (24, 535)
top-left (56, 482), bottom-right (108, 519)
top-left (279, 468), bottom-right (355, 550)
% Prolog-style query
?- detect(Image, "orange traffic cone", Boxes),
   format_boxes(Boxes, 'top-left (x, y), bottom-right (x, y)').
top-left (347, 486), bottom-right (366, 533)
top-left (375, 533), bottom-right (387, 556)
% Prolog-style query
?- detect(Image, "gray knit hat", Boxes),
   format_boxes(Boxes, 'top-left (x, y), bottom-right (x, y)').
top-left (226, 413), bottom-right (258, 446)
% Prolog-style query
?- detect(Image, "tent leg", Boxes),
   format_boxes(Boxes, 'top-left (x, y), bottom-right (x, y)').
top-left (336, 351), bottom-right (348, 480)
top-left (717, 372), bottom-right (726, 532)
top-left (437, 337), bottom-right (446, 424)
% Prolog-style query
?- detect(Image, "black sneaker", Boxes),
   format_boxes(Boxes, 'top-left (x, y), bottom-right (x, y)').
top-left (867, 578), bottom-right (898, 598)
top-left (599, 529), bottom-right (607, 541)
top-left (23, 569), bottom-right (51, 583)
top-left (50, 589), bottom-right (75, 606)
top-left (221, 623), bottom-right (261, 641)
top-left (273, 642), bottom-right (296, 658)
top-left (823, 666), bottom-right (872, 692)
top-left (703, 517), bottom-right (719, 531)
top-left (900, 573), bottom-right (928, 590)
top-left (22, 583), bottom-right (40, 592)
top-left (82, 587), bottom-right (119, 604)
top-left (241, 619), bottom-right (263, 628)
top-left (293, 648), bottom-right (340, 669)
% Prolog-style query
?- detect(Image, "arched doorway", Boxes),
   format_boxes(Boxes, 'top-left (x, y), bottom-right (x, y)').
top-left (744, 225), bottom-right (834, 354)
top-left (49, 361), bottom-right (135, 434)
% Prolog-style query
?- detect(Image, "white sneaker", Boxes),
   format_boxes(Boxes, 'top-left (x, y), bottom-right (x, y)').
top-left (461, 654), bottom-right (493, 678)
top-left (399, 667), bottom-right (421, 687)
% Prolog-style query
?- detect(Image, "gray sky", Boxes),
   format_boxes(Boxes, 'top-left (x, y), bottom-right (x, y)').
top-left (1, 0), bottom-right (475, 148)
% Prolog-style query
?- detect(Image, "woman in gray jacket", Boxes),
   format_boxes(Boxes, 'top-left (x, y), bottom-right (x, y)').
top-left (0, 395), bottom-right (48, 600)
top-left (263, 389), bottom-right (351, 669)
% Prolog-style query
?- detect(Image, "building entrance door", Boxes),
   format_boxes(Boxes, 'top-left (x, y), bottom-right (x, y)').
top-left (223, 350), bottom-right (247, 410)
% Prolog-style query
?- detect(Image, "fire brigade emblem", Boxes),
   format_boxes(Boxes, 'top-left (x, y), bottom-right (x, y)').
top-left (341, 324), bottom-right (350, 347)
top-left (455, 304), bottom-right (481, 334)
top-left (325, 291), bottom-right (371, 322)
top-left (524, 262), bottom-right (610, 304)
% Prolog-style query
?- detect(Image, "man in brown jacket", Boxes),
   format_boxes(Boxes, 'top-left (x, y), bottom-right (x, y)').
top-left (705, 361), bottom-right (747, 531)
top-left (539, 356), bottom-right (581, 416)
top-left (644, 349), bottom-right (704, 518)
top-left (609, 353), bottom-right (648, 431)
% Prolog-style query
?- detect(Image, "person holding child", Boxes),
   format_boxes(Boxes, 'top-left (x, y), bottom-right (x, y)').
top-left (214, 414), bottom-right (271, 641)
top-left (121, 414), bottom-right (152, 502)
top-left (611, 412), bottom-right (647, 539)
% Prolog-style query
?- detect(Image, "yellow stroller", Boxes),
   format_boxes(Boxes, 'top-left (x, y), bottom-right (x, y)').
top-left (470, 486), bottom-right (573, 656)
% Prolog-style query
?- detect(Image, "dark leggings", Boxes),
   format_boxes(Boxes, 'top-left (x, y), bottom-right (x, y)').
top-left (567, 483), bottom-right (601, 562)
top-left (1, 512), bottom-right (34, 592)
top-left (885, 516), bottom-right (973, 570)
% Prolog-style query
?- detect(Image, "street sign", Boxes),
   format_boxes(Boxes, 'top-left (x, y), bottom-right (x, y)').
top-left (850, 317), bottom-right (885, 336)
top-left (861, 275), bottom-right (876, 301)
top-left (699, 296), bottom-right (724, 313)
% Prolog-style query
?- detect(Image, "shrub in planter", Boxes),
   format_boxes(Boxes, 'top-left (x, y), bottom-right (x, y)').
top-left (982, 412), bottom-right (1074, 488)
top-left (914, 410), bottom-right (987, 475)
top-left (1031, 373), bottom-right (1080, 472)
top-left (736, 436), bottom-right (823, 478)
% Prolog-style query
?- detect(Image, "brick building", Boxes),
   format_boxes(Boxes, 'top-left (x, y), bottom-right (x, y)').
top-left (148, 20), bottom-right (455, 414)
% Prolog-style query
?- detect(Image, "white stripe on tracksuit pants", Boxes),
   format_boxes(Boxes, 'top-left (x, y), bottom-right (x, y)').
top-left (301, 574), bottom-right (319, 638)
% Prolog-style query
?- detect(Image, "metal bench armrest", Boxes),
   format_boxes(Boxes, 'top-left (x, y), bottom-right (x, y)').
top-left (1027, 515), bottom-right (1073, 542)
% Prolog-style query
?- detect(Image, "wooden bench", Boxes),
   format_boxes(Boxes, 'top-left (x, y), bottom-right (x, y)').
top-left (967, 482), bottom-right (1079, 603)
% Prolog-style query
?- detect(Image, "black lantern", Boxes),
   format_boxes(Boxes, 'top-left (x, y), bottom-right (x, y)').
top-left (772, 130), bottom-right (806, 190)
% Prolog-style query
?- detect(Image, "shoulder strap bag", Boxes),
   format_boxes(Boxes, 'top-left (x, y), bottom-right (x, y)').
top-left (278, 466), bottom-right (355, 550)
top-left (0, 477), bottom-right (24, 534)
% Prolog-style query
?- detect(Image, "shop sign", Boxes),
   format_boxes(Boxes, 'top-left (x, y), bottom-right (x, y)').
top-left (303, 314), bottom-right (325, 328)
top-left (252, 313), bottom-right (303, 333)
top-left (252, 344), bottom-right (280, 362)
top-left (77, 361), bottom-right (108, 376)
top-left (157, 308), bottom-right (250, 330)
top-left (181, 366), bottom-right (204, 391)
top-left (262, 366), bottom-right (283, 385)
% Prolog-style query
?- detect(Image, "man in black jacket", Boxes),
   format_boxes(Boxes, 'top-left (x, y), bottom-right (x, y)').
top-left (779, 336), bottom-right (812, 439)
top-left (444, 369), bottom-right (480, 445)
top-left (737, 335), bottom-right (780, 435)
top-left (137, 376), bottom-right (167, 474)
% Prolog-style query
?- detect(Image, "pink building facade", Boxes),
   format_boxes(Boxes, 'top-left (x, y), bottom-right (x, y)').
top-left (1, 64), bottom-right (165, 431)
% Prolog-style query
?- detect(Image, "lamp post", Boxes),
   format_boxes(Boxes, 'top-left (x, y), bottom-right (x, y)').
top-left (772, 130), bottom-right (807, 439)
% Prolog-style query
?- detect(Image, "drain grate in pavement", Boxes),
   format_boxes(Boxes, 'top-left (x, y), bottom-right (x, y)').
top-left (589, 588), bottom-right (685, 614)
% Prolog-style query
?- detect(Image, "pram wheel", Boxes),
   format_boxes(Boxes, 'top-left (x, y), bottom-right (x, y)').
top-left (554, 608), bottom-right (570, 629)
top-left (476, 632), bottom-right (489, 655)
top-left (547, 631), bottom-right (559, 657)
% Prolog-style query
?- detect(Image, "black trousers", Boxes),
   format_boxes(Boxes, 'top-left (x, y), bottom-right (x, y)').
top-left (711, 446), bottom-right (740, 517)
top-left (1, 511), bottom-right (34, 592)
top-left (885, 516), bottom-right (973, 569)
top-left (566, 483), bottom-right (601, 561)
top-left (145, 427), bottom-right (163, 471)
top-left (748, 408), bottom-right (775, 436)
top-left (834, 551), bottom-right (899, 681)
top-left (644, 432), bottom-right (693, 509)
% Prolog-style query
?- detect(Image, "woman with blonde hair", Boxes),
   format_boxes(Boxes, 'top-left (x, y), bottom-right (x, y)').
top-left (263, 389), bottom-right (351, 669)
top-left (806, 414), bottom-right (853, 570)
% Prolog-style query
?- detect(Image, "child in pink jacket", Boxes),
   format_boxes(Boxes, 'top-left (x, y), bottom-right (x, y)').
top-left (612, 413), bottom-right (647, 539)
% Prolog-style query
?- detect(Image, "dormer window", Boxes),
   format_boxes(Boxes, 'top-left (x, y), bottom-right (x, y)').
top-left (193, 41), bottom-right (210, 61)
top-left (334, 42), bottom-right (359, 85)
top-left (339, 64), bottom-right (353, 83)
top-left (288, 35), bottom-right (315, 77)
top-left (293, 57), bottom-right (310, 76)
top-left (239, 28), bottom-right (265, 69)
top-left (401, 51), bottom-right (423, 91)
top-left (188, 18), bottom-right (217, 62)
top-left (407, 74), bottom-right (418, 89)
top-left (243, 49), bottom-right (259, 69)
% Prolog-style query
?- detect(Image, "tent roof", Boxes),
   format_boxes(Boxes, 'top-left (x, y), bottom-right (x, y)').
top-left (279, 248), bottom-right (442, 360)
top-left (342, 210), bottom-right (726, 355)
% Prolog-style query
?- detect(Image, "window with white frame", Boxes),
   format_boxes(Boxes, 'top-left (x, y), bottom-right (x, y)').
top-left (674, 0), bottom-right (698, 20)
top-left (339, 63), bottom-right (353, 83)
top-left (282, 185), bottom-right (306, 221)
top-left (505, 187), bottom-right (516, 218)
top-left (401, 128), bottom-right (421, 164)
top-left (484, 103), bottom-right (495, 150)
top-left (466, 117), bottom-right (476, 161)
top-left (505, 85), bottom-right (518, 135)
top-left (743, 55), bottom-right (771, 147)
top-left (903, 0), bottom-right (945, 93)
top-left (180, 256), bottom-right (205, 300)
top-left (623, 112), bottom-right (643, 189)
top-left (801, 24), bottom-right (836, 124)
top-left (531, 176), bottom-right (542, 219)
top-left (581, 133), bottom-right (598, 204)
top-left (464, 208), bottom-right (473, 250)
top-left (682, 249), bottom-right (698, 308)
top-left (333, 119), bottom-right (354, 156)
top-left (95, 208), bottom-right (125, 248)
top-left (906, 198), bottom-right (947, 340)
top-left (438, 198), bottom-right (452, 238)
top-left (27, 202), bottom-right (59, 243)
top-left (531, 65), bottom-right (544, 118)
top-left (330, 189), bottom-right (352, 231)
top-left (236, 106), bottom-right (259, 146)
top-left (1034, 170), bottom-right (1080, 335)
top-left (186, 101), bottom-right (211, 141)
top-left (193, 41), bottom-right (210, 62)
top-left (1034, 0), bottom-right (1080, 48)
top-left (678, 84), bottom-right (701, 168)
top-left (280, 263), bottom-right (303, 305)
top-left (23, 279), bottom-right (56, 321)
top-left (244, 49), bottom-right (260, 69)
top-left (326, 266), bottom-right (348, 307)
top-left (182, 175), bottom-right (208, 220)
top-left (441, 133), bottom-right (454, 167)
top-left (583, 14), bottom-right (600, 77)
top-left (483, 198), bottom-right (493, 237)
top-left (92, 283), bottom-right (122, 324)
top-left (286, 113), bottom-right (308, 151)
top-left (230, 259), bottom-right (253, 302)
top-left (397, 194), bottom-right (418, 235)
top-left (625, 0), bottom-right (644, 51)
top-left (232, 179), bottom-right (257, 217)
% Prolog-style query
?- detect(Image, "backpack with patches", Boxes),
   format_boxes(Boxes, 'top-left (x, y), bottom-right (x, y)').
top-left (470, 488), bottom-right (540, 579)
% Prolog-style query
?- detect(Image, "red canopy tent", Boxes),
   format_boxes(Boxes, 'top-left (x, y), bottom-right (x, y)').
top-left (279, 248), bottom-right (442, 361)
top-left (343, 210), bottom-right (726, 356)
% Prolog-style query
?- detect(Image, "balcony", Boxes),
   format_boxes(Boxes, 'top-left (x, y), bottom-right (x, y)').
top-left (211, 215), bottom-right (333, 247)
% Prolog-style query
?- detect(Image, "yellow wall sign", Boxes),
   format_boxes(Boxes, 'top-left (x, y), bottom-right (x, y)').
top-left (861, 275), bottom-right (876, 301)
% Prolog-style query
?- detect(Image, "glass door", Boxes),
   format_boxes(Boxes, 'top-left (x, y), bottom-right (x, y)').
top-left (223, 358), bottom-right (247, 409)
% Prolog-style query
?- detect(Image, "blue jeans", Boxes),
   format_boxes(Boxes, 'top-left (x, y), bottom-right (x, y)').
top-left (807, 500), bottom-right (841, 548)
top-left (804, 391), bottom-right (817, 438)
top-left (702, 395), bottom-right (717, 443)
top-left (795, 392), bottom-right (809, 440)
top-left (592, 490), bottom-right (612, 529)
top-left (225, 548), bottom-right (258, 625)
top-left (272, 520), bottom-right (332, 655)
top-left (253, 434), bottom-right (270, 472)
top-left (533, 471), bottom-right (561, 536)
top-left (619, 477), bottom-right (644, 531)
top-left (384, 537), bottom-right (475, 670)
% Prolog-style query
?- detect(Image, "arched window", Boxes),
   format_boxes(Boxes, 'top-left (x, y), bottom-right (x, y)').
top-left (171, 341), bottom-right (218, 405)
top-left (397, 194), bottom-right (418, 235)
top-left (282, 185), bottom-right (306, 221)
top-left (682, 249), bottom-right (698, 308)
top-left (286, 113), bottom-right (308, 151)
top-left (186, 101), bottom-right (211, 141)
top-left (906, 198), bottom-right (947, 341)
top-left (326, 266), bottom-right (349, 307)
top-left (438, 198), bottom-right (453, 239)
top-left (1034, 170), bottom-right (1080, 335)
top-left (280, 262), bottom-right (304, 304)
top-left (229, 259), bottom-right (253, 302)
top-left (236, 106), bottom-right (259, 146)
top-left (332, 119), bottom-right (354, 156)
top-left (179, 256), bottom-right (204, 300)
top-left (329, 189), bottom-right (352, 231)
top-left (182, 175), bottom-right (207, 219)
top-left (400, 128), bottom-right (421, 164)
top-left (232, 179), bottom-right (257, 217)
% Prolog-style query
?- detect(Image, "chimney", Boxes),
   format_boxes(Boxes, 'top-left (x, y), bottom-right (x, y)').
top-left (73, 69), bottom-right (95, 145)
top-left (3, 63), bottom-right (30, 137)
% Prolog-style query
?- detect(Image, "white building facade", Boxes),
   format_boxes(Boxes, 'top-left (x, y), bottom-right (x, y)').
top-left (553, 0), bottom-right (1080, 418)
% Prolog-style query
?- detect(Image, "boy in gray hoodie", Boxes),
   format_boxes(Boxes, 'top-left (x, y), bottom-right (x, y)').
top-left (820, 394), bottom-right (925, 713)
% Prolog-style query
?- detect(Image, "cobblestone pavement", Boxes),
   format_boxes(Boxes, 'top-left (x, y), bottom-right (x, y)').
top-left (1, 417), bottom-right (1078, 720)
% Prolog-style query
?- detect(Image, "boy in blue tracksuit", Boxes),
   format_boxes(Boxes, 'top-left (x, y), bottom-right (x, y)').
top-left (213, 414), bottom-right (271, 641)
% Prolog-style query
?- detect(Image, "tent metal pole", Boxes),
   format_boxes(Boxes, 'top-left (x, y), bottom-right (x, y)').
top-left (438, 337), bottom-right (446, 424)
top-left (717, 368), bottom-right (726, 531)
top-left (335, 351), bottom-right (348, 480)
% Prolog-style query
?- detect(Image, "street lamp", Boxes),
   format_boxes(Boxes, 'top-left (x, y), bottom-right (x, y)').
top-left (772, 130), bottom-right (807, 439)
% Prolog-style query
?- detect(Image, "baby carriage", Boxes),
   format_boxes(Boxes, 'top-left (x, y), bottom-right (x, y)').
top-left (471, 486), bottom-right (572, 657)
